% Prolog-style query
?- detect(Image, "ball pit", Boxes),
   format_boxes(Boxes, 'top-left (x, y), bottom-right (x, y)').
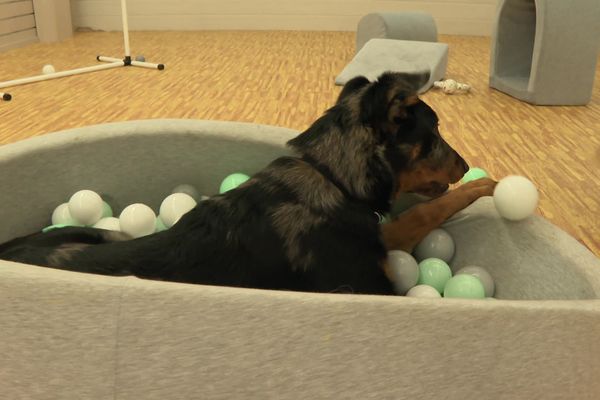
top-left (0, 120), bottom-right (599, 399)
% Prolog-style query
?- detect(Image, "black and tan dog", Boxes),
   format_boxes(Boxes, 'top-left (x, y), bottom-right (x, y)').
top-left (0, 72), bottom-right (496, 295)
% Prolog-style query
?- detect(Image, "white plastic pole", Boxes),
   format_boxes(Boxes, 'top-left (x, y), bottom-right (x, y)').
top-left (99, 55), bottom-right (165, 70)
top-left (121, 0), bottom-right (131, 57)
top-left (0, 0), bottom-right (163, 98)
top-left (131, 60), bottom-right (165, 70)
top-left (0, 61), bottom-right (124, 89)
top-left (97, 56), bottom-right (123, 63)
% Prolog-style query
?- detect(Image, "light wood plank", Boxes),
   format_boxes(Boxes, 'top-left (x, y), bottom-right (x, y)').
top-left (74, 0), bottom-right (369, 16)
top-left (0, 14), bottom-right (35, 35)
top-left (70, 0), bottom-right (498, 35)
top-left (436, 17), bottom-right (495, 36)
top-left (375, 1), bottom-right (496, 20)
top-left (0, 31), bottom-right (598, 257)
top-left (377, 0), bottom-right (496, 3)
top-left (74, 15), bottom-right (364, 32)
top-left (0, 26), bottom-right (36, 51)
top-left (74, 14), bottom-right (495, 35)
top-left (0, 1), bottom-right (33, 19)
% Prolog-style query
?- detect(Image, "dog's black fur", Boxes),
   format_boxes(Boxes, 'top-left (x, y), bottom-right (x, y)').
top-left (0, 71), bottom-right (469, 295)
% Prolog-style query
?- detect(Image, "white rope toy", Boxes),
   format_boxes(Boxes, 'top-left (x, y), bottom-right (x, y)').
top-left (433, 79), bottom-right (471, 94)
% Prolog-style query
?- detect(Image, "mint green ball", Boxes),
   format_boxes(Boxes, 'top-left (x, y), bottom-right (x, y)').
top-left (219, 173), bottom-right (250, 194)
top-left (417, 258), bottom-right (452, 294)
top-left (461, 167), bottom-right (489, 183)
top-left (155, 217), bottom-right (168, 232)
top-left (443, 275), bottom-right (486, 299)
top-left (42, 223), bottom-right (83, 233)
top-left (101, 201), bottom-right (113, 218)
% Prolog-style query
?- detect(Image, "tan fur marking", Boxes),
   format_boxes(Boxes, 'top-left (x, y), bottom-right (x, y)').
top-left (387, 98), bottom-right (408, 121)
top-left (102, 231), bottom-right (133, 242)
top-left (47, 243), bottom-right (91, 267)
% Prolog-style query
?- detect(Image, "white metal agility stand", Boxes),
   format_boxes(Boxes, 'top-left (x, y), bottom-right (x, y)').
top-left (0, 0), bottom-right (164, 101)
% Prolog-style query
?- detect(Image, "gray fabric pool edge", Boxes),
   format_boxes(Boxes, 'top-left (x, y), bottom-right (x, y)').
top-left (0, 119), bottom-right (299, 162)
top-left (2, 260), bottom-right (600, 400)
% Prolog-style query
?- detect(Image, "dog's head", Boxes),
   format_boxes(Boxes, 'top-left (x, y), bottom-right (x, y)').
top-left (339, 72), bottom-right (469, 198)
top-left (288, 71), bottom-right (469, 210)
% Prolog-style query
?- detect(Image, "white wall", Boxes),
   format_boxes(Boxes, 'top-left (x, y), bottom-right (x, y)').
top-left (71, 0), bottom-right (499, 36)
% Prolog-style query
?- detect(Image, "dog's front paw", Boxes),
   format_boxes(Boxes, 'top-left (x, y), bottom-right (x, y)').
top-left (458, 178), bottom-right (498, 203)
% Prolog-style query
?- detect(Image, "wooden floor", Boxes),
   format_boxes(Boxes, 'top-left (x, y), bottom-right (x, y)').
top-left (0, 31), bottom-right (599, 256)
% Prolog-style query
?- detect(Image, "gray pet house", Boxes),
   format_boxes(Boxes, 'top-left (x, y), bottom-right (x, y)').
top-left (489, 0), bottom-right (600, 105)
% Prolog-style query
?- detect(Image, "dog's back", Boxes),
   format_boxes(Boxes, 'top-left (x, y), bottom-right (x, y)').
top-left (0, 154), bottom-right (392, 294)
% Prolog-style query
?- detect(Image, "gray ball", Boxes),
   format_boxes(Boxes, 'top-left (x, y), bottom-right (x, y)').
top-left (171, 184), bottom-right (200, 202)
top-left (387, 250), bottom-right (419, 295)
top-left (455, 265), bottom-right (496, 297)
top-left (135, 55), bottom-right (146, 62)
top-left (413, 228), bottom-right (455, 263)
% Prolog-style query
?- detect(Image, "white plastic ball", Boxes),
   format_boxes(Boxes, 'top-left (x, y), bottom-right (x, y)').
top-left (406, 285), bottom-right (442, 298)
top-left (68, 190), bottom-right (104, 226)
top-left (93, 217), bottom-right (121, 232)
top-left (171, 184), bottom-right (200, 202)
top-left (387, 250), bottom-right (420, 295)
top-left (455, 265), bottom-right (495, 297)
top-left (159, 193), bottom-right (197, 228)
top-left (493, 175), bottom-right (539, 221)
top-left (51, 203), bottom-right (77, 225)
top-left (42, 64), bottom-right (55, 74)
top-left (119, 203), bottom-right (156, 238)
top-left (413, 228), bottom-right (455, 263)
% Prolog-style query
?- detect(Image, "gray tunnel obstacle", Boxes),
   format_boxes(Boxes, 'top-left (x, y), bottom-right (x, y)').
top-left (356, 12), bottom-right (438, 53)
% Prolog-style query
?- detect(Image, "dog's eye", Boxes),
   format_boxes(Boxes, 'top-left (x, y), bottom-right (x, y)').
top-left (393, 94), bottom-right (406, 102)
top-left (396, 117), bottom-right (416, 130)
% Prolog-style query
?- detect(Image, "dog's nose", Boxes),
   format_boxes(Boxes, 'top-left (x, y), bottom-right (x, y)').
top-left (459, 157), bottom-right (469, 174)
top-left (449, 155), bottom-right (469, 184)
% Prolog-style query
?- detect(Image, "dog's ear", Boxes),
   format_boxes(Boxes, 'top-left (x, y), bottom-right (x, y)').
top-left (360, 71), bottom-right (430, 127)
top-left (396, 71), bottom-right (430, 93)
top-left (337, 76), bottom-right (370, 104)
top-left (386, 92), bottom-right (419, 123)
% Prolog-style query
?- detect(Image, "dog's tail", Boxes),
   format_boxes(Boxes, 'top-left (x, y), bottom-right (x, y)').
top-left (0, 227), bottom-right (134, 275)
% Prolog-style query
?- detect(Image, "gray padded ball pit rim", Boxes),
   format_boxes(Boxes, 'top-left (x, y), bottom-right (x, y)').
top-left (0, 119), bottom-right (296, 242)
top-left (356, 12), bottom-right (438, 53)
top-left (489, 0), bottom-right (600, 105)
top-left (335, 39), bottom-right (448, 92)
top-left (1, 119), bottom-right (600, 399)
